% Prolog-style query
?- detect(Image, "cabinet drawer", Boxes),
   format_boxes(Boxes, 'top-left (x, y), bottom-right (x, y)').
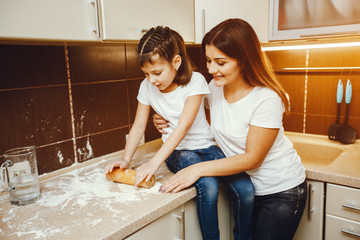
top-left (325, 214), bottom-right (360, 240)
top-left (125, 205), bottom-right (184, 240)
top-left (327, 184), bottom-right (360, 222)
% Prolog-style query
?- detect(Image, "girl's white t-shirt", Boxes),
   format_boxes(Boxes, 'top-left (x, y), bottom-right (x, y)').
top-left (137, 72), bottom-right (216, 150)
top-left (206, 80), bottom-right (306, 196)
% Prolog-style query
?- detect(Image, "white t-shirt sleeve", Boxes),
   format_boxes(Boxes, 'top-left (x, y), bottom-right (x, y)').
top-left (204, 80), bottom-right (214, 109)
top-left (137, 79), bottom-right (150, 105)
top-left (250, 91), bottom-right (284, 129)
top-left (185, 72), bottom-right (210, 98)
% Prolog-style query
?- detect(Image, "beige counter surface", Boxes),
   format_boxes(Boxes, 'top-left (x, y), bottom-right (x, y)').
top-left (1, 132), bottom-right (359, 239)
top-left (285, 132), bottom-right (360, 188)
top-left (0, 139), bottom-right (196, 240)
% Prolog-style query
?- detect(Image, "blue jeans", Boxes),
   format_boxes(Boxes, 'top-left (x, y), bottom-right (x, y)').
top-left (253, 181), bottom-right (307, 240)
top-left (165, 145), bottom-right (255, 240)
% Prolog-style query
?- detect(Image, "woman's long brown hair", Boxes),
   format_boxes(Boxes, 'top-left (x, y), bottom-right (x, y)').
top-left (202, 18), bottom-right (290, 111)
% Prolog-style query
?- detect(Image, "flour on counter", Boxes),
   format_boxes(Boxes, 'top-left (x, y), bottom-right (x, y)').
top-left (1, 158), bottom-right (162, 240)
top-left (37, 161), bottom-right (161, 210)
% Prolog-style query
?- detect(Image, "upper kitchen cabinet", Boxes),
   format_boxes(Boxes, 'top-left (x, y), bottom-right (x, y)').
top-left (194, 0), bottom-right (269, 43)
top-left (0, 0), bottom-right (100, 41)
top-left (99, 0), bottom-right (195, 42)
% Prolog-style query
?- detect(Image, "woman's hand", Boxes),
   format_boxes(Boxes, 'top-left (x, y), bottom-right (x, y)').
top-left (135, 161), bottom-right (160, 187)
top-left (159, 164), bottom-right (201, 193)
top-left (104, 160), bottom-right (130, 173)
top-left (153, 113), bottom-right (169, 134)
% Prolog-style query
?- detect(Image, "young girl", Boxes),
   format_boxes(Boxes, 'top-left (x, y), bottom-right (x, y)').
top-left (104, 26), bottom-right (254, 240)
top-left (158, 19), bottom-right (307, 240)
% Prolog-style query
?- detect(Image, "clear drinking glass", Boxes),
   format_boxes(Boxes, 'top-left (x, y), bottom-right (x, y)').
top-left (1, 146), bottom-right (41, 206)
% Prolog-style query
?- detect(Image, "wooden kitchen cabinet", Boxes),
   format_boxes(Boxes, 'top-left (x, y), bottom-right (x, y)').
top-left (325, 183), bottom-right (360, 240)
top-left (126, 184), bottom-right (231, 239)
top-left (194, 0), bottom-right (269, 43)
top-left (125, 205), bottom-right (184, 240)
top-left (293, 180), bottom-right (325, 240)
top-left (99, 0), bottom-right (195, 42)
top-left (0, 0), bottom-right (99, 41)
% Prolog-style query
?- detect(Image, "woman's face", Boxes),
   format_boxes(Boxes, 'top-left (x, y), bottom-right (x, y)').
top-left (141, 54), bottom-right (179, 93)
top-left (205, 44), bottom-right (242, 88)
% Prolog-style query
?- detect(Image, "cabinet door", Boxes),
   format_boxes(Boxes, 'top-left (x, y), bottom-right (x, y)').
top-left (0, 0), bottom-right (99, 41)
top-left (194, 0), bottom-right (269, 43)
top-left (293, 180), bottom-right (324, 240)
top-left (100, 0), bottom-right (194, 42)
top-left (125, 205), bottom-right (184, 240)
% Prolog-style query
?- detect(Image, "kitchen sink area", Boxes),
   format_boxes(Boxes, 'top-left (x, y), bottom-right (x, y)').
top-left (292, 141), bottom-right (344, 166)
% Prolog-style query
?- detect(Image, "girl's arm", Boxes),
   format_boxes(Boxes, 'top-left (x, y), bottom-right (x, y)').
top-left (160, 125), bottom-right (279, 193)
top-left (104, 102), bottom-right (150, 173)
top-left (135, 94), bottom-right (203, 186)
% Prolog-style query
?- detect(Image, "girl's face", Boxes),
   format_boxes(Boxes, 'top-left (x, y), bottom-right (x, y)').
top-left (141, 54), bottom-right (181, 93)
top-left (205, 44), bottom-right (242, 88)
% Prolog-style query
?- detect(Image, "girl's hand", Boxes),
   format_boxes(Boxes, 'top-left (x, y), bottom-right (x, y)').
top-left (104, 160), bottom-right (130, 173)
top-left (135, 161), bottom-right (159, 187)
top-left (153, 113), bottom-right (169, 134)
top-left (159, 165), bottom-right (201, 193)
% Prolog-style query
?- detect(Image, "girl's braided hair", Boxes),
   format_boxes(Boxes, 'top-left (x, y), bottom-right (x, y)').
top-left (137, 26), bottom-right (193, 85)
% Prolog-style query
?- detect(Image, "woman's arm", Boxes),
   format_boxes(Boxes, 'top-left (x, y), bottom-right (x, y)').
top-left (160, 125), bottom-right (279, 193)
top-left (135, 95), bottom-right (203, 186)
top-left (104, 102), bottom-right (150, 173)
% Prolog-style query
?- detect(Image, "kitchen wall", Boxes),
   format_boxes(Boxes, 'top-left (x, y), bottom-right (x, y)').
top-left (266, 47), bottom-right (360, 136)
top-left (0, 43), bottom-right (359, 175)
top-left (0, 43), bottom-right (161, 175)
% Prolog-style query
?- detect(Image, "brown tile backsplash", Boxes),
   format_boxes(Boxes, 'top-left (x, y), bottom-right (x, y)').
top-left (75, 128), bottom-right (127, 163)
top-left (127, 78), bottom-right (143, 123)
top-left (71, 81), bottom-right (129, 137)
top-left (36, 140), bottom-right (75, 175)
top-left (0, 43), bottom-right (359, 176)
top-left (0, 86), bottom-right (72, 153)
top-left (126, 44), bottom-right (144, 79)
top-left (0, 43), bottom-right (159, 175)
top-left (68, 45), bottom-right (126, 83)
top-left (0, 45), bottom-right (67, 89)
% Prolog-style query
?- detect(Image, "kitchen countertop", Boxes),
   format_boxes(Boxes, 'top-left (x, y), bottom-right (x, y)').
top-left (1, 132), bottom-right (359, 239)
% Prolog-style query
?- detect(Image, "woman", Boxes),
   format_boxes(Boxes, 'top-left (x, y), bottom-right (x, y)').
top-left (157, 19), bottom-right (307, 240)
top-left (105, 26), bottom-right (254, 240)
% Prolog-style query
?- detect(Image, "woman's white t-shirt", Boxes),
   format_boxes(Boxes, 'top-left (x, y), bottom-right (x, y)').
top-left (206, 80), bottom-right (306, 196)
top-left (137, 72), bottom-right (216, 150)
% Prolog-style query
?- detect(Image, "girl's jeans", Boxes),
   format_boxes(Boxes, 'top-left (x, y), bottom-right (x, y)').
top-left (165, 145), bottom-right (255, 240)
top-left (253, 180), bottom-right (307, 240)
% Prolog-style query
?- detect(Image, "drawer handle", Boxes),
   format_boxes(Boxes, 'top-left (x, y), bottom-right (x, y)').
top-left (342, 203), bottom-right (360, 212)
top-left (308, 183), bottom-right (315, 220)
top-left (176, 210), bottom-right (185, 240)
top-left (341, 229), bottom-right (360, 238)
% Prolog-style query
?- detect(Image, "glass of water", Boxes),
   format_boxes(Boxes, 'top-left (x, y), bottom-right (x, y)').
top-left (1, 146), bottom-right (41, 206)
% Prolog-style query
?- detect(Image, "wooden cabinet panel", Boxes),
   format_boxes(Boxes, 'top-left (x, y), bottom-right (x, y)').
top-left (325, 214), bottom-right (360, 240)
top-left (125, 205), bottom-right (184, 240)
top-left (327, 183), bottom-right (360, 222)
top-left (0, 0), bottom-right (99, 41)
top-left (194, 0), bottom-right (268, 43)
top-left (294, 180), bottom-right (324, 240)
top-left (100, 0), bottom-right (194, 42)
